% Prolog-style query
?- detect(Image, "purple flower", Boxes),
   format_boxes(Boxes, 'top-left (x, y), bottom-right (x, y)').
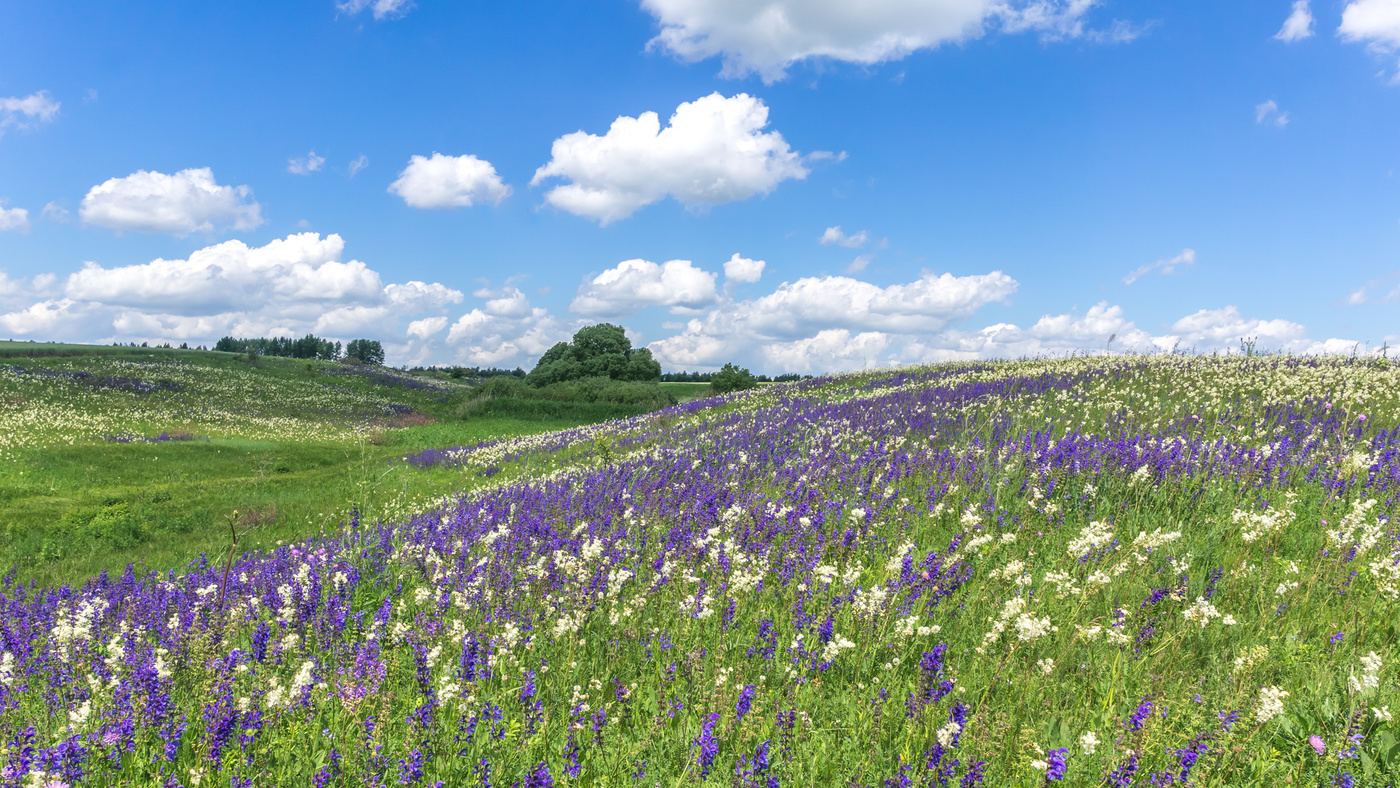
top-left (1310, 735), bottom-right (1326, 755)
top-left (691, 713), bottom-right (721, 779)
top-left (1128, 698), bottom-right (1154, 731)
top-left (736, 684), bottom-right (757, 723)
top-left (1044, 748), bottom-right (1068, 782)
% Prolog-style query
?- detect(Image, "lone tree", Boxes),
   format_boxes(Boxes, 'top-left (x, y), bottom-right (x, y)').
top-left (345, 339), bottom-right (385, 365)
top-left (527, 323), bottom-right (661, 386)
top-left (710, 363), bottom-right (759, 394)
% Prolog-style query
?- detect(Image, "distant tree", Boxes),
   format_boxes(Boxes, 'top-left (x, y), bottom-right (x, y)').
top-left (710, 363), bottom-right (759, 394)
top-left (345, 339), bottom-right (385, 365)
top-left (526, 324), bottom-right (660, 386)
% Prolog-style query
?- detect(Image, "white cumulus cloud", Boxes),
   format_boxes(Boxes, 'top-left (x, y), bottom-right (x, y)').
top-left (641, 0), bottom-right (1130, 81)
top-left (288, 150), bottom-right (326, 175)
top-left (1340, 0), bottom-right (1400, 48)
top-left (723, 253), bottom-right (765, 282)
top-left (1123, 248), bottom-right (1195, 285)
top-left (0, 91), bottom-right (60, 138)
top-left (649, 268), bottom-right (1016, 368)
top-left (571, 258), bottom-right (720, 317)
top-left (0, 233), bottom-right (462, 356)
top-left (1276, 0), bottom-right (1315, 41)
top-left (445, 287), bottom-right (569, 366)
top-left (388, 153), bottom-right (511, 209)
top-left (80, 168), bottom-right (263, 236)
top-left (0, 206), bottom-right (29, 233)
top-left (532, 92), bottom-right (807, 224)
top-left (337, 0), bottom-right (414, 20)
top-left (820, 225), bottom-right (869, 248)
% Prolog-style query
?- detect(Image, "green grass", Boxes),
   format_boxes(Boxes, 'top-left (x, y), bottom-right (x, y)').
top-left (659, 381), bottom-right (713, 401)
top-left (0, 348), bottom-right (676, 585)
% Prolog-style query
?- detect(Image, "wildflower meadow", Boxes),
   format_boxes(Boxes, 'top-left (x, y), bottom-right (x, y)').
top-left (2, 354), bottom-right (1399, 787)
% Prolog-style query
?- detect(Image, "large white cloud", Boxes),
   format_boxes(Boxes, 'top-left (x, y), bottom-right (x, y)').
top-left (0, 206), bottom-right (29, 233)
top-left (641, 0), bottom-right (1128, 81)
top-left (0, 233), bottom-right (461, 356)
top-left (531, 92), bottom-right (808, 224)
top-left (571, 258), bottom-right (720, 317)
top-left (1340, 0), bottom-right (1400, 48)
top-left (388, 153), bottom-right (512, 209)
top-left (444, 287), bottom-right (569, 366)
top-left (649, 268), bottom-right (1016, 367)
top-left (723, 253), bottom-right (765, 283)
top-left (80, 168), bottom-right (263, 236)
top-left (0, 91), bottom-right (59, 137)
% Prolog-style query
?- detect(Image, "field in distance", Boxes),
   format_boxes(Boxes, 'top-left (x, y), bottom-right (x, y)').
top-left (0, 342), bottom-right (677, 585)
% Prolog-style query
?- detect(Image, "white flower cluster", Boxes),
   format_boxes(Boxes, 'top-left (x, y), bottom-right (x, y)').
top-left (1129, 527), bottom-right (1182, 563)
top-left (988, 560), bottom-right (1030, 586)
top-left (1233, 645), bottom-right (1270, 673)
top-left (1326, 499), bottom-right (1383, 553)
top-left (1182, 597), bottom-right (1234, 628)
top-left (935, 721), bottom-right (961, 747)
top-left (893, 615), bottom-right (940, 640)
top-left (1067, 520), bottom-right (1115, 558)
top-left (1254, 685), bottom-right (1289, 723)
top-left (885, 541), bottom-right (916, 574)
top-left (1015, 613), bottom-right (1055, 642)
top-left (819, 633), bottom-right (857, 663)
top-left (1349, 652), bottom-right (1383, 693)
top-left (1233, 492), bottom-right (1297, 544)
top-left (852, 585), bottom-right (889, 618)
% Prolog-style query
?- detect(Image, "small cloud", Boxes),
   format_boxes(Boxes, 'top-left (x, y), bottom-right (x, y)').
top-left (1255, 100), bottom-right (1289, 127)
top-left (807, 150), bottom-right (849, 163)
top-left (0, 91), bottom-right (60, 138)
top-left (83, 88), bottom-right (99, 103)
top-left (723, 253), bottom-right (765, 283)
top-left (1275, 0), bottom-right (1314, 41)
top-left (41, 202), bottom-right (69, 223)
top-left (1122, 248), bottom-right (1196, 285)
top-left (0, 206), bottom-right (30, 233)
top-left (820, 225), bottom-right (870, 248)
top-left (297, 219), bottom-right (312, 228)
top-left (288, 150), bottom-right (326, 175)
top-left (1341, 270), bottom-right (1400, 305)
top-left (845, 254), bottom-right (873, 274)
top-left (390, 152), bottom-right (510, 209)
top-left (349, 154), bottom-right (369, 177)
top-left (337, 0), bottom-right (414, 21)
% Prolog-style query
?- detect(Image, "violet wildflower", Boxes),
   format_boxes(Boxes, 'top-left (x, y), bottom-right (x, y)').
top-left (1128, 698), bottom-right (1153, 731)
top-left (691, 713), bottom-right (721, 779)
top-left (1044, 748), bottom-right (1068, 782)
top-left (736, 684), bottom-right (757, 722)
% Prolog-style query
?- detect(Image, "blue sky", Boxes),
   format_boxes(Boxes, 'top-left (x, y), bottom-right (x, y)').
top-left (1, 0), bottom-right (1398, 372)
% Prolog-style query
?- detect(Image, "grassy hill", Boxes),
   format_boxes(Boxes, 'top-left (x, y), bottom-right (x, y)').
top-left (0, 343), bottom-right (665, 584)
top-left (0, 353), bottom-right (1398, 786)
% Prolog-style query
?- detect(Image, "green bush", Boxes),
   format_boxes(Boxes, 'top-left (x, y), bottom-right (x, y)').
top-left (526, 324), bottom-right (660, 385)
top-left (710, 362), bottom-right (759, 394)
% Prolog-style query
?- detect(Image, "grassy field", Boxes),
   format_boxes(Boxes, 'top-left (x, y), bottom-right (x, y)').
top-left (1, 353), bottom-right (1399, 787)
top-left (0, 344), bottom-right (645, 584)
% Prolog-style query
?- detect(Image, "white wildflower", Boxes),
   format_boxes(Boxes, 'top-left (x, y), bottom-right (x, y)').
top-left (1079, 730), bottom-right (1100, 755)
top-left (1254, 685), bottom-right (1289, 723)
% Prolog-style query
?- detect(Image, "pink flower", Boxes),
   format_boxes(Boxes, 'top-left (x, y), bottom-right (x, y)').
top-left (1309, 735), bottom-right (1325, 755)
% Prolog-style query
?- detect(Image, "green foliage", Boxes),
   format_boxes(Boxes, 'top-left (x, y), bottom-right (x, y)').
top-left (344, 338), bottom-right (385, 365)
top-left (525, 323), bottom-right (661, 385)
top-left (459, 375), bottom-right (677, 419)
top-left (215, 333), bottom-right (342, 360)
top-left (709, 362), bottom-right (760, 394)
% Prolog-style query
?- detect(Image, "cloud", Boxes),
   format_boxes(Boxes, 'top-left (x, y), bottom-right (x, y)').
top-left (820, 225), bottom-right (869, 248)
top-left (0, 206), bottom-right (29, 233)
top-left (388, 153), bottom-right (511, 209)
top-left (80, 168), bottom-right (263, 236)
top-left (288, 150), bottom-right (326, 175)
top-left (1162, 305), bottom-right (1307, 349)
top-left (648, 268), bottom-right (1017, 367)
top-left (1255, 100), bottom-right (1289, 127)
top-left (1341, 270), bottom-right (1400, 305)
top-left (0, 91), bottom-right (60, 138)
top-left (0, 232), bottom-right (463, 357)
top-left (1122, 248), bottom-right (1195, 285)
top-left (41, 202), bottom-right (69, 223)
top-left (445, 287), bottom-right (569, 366)
top-left (845, 254), bottom-right (874, 274)
top-left (1340, 0), bottom-right (1400, 49)
top-left (349, 154), bottom-right (369, 177)
top-left (532, 92), bottom-right (807, 224)
top-left (407, 316), bottom-right (449, 340)
top-left (641, 0), bottom-right (1131, 81)
top-left (571, 258), bottom-right (720, 317)
top-left (1276, 0), bottom-right (1315, 41)
top-left (336, 0), bottom-right (414, 20)
top-left (723, 253), bottom-right (765, 283)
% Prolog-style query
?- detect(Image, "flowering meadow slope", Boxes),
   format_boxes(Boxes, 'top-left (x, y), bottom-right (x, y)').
top-left (4, 356), bottom-right (1399, 787)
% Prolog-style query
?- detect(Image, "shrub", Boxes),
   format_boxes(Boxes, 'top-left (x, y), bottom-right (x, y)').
top-left (710, 363), bottom-right (759, 394)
